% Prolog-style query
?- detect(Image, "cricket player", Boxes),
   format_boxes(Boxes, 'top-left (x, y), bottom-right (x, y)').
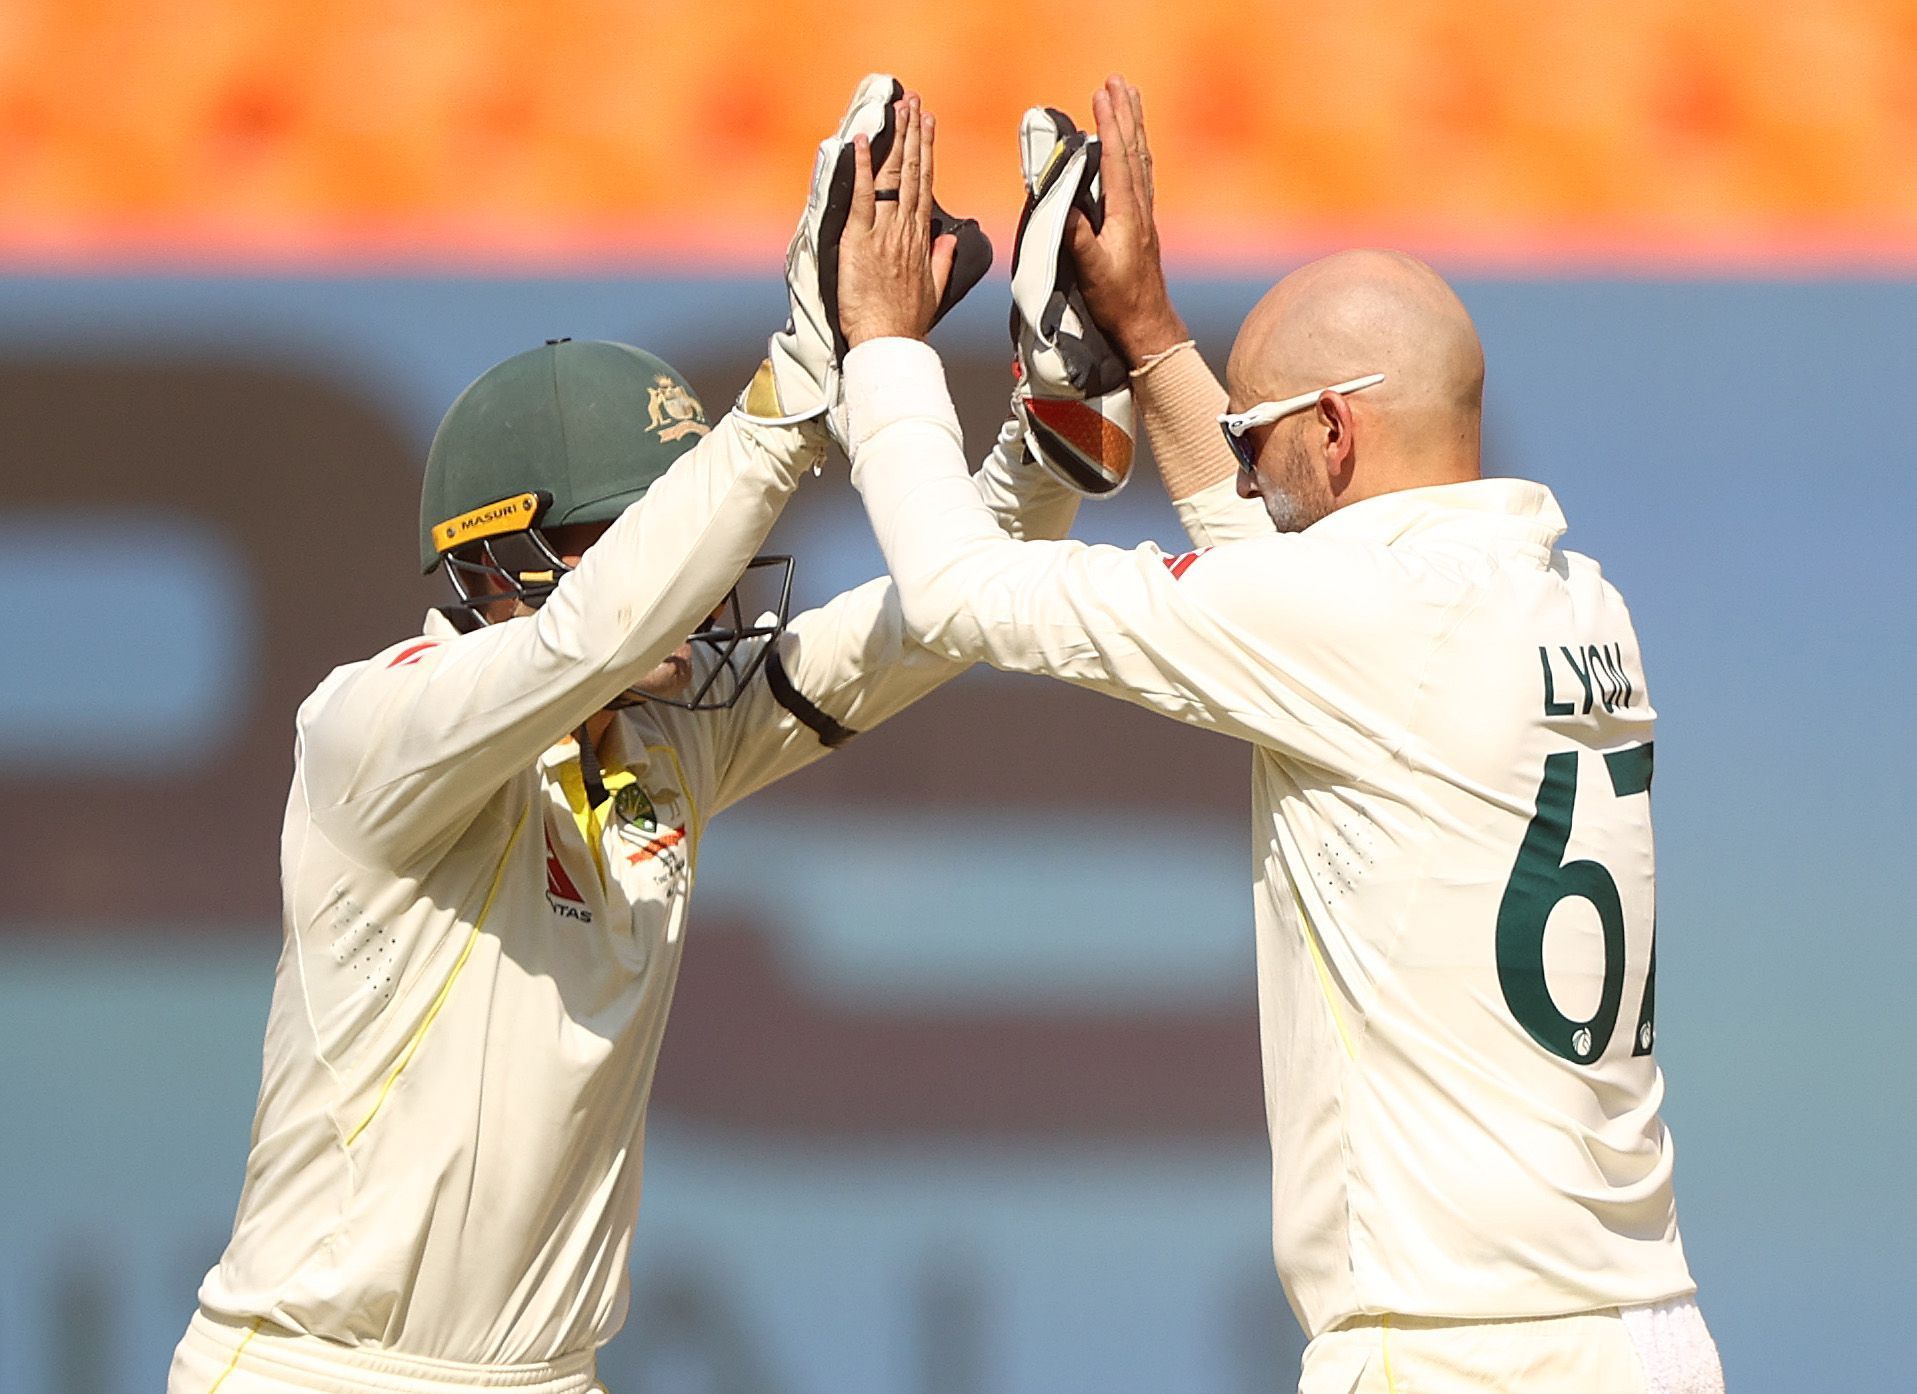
top-left (167, 83), bottom-right (1074, 1392)
top-left (836, 78), bottom-right (1724, 1392)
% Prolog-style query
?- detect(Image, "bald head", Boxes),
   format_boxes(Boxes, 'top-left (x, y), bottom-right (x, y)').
top-left (1226, 250), bottom-right (1484, 521)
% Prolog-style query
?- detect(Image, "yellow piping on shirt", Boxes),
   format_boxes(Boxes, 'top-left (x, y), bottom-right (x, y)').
top-left (204, 1317), bottom-right (261, 1394)
top-left (345, 804), bottom-right (529, 1147)
top-left (556, 755), bottom-right (595, 851)
top-left (1293, 882), bottom-right (1356, 1060)
top-left (555, 755), bottom-right (637, 886)
top-left (1381, 1313), bottom-right (1399, 1392)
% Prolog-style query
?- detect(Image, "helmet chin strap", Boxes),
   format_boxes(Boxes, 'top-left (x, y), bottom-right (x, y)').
top-left (574, 719), bottom-right (611, 809)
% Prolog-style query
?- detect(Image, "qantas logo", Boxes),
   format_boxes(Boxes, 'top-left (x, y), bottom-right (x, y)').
top-left (544, 829), bottom-right (593, 922)
top-left (1161, 548), bottom-right (1210, 579)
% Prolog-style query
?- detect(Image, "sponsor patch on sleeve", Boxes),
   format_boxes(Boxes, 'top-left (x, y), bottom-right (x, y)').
top-left (1161, 547), bottom-right (1211, 580)
top-left (387, 641), bottom-right (439, 668)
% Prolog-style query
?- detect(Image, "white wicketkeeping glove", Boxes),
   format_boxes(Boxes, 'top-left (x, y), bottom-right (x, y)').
top-left (738, 74), bottom-right (896, 431)
top-left (1009, 107), bottom-right (1135, 496)
top-left (740, 73), bottom-right (994, 440)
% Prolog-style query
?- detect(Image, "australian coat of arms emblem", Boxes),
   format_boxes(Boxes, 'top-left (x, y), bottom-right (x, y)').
top-left (647, 376), bottom-right (709, 443)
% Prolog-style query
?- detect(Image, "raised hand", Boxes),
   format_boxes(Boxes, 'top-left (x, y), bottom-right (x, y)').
top-left (837, 95), bottom-right (958, 349)
top-left (742, 73), bottom-right (899, 425)
top-left (1066, 75), bottom-right (1190, 366)
top-left (1008, 104), bottom-right (1136, 496)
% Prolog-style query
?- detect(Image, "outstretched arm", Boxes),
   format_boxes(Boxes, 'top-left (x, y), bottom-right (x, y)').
top-left (698, 417), bottom-right (1079, 813)
top-left (1133, 341), bottom-right (1274, 546)
top-left (1066, 75), bottom-right (1270, 545)
top-left (828, 93), bottom-right (1385, 774)
top-left (298, 412), bottom-right (825, 868)
top-left (845, 338), bottom-right (1388, 781)
top-left (679, 95), bottom-right (1079, 812)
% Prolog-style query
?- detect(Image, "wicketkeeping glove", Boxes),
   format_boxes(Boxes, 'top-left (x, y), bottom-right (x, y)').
top-left (740, 74), bottom-right (994, 436)
top-left (1009, 107), bottom-right (1135, 496)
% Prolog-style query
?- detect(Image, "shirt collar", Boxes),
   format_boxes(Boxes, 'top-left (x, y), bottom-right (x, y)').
top-left (1304, 478), bottom-right (1567, 555)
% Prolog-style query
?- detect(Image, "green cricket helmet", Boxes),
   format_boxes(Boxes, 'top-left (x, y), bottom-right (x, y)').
top-left (420, 338), bottom-right (793, 711)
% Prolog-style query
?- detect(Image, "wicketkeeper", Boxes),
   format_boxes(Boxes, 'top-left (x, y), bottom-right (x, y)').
top-left (167, 79), bottom-right (1075, 1394)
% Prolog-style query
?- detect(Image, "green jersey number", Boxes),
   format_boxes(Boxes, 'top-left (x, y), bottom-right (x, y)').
top-left (1496, 744), bottom-right (1657, 1065)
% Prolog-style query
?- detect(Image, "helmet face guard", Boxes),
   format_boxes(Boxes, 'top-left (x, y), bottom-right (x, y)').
top-left (443, 522), bottom-right (794, 713)
top-left (645, 553), bottom-right (794, 712)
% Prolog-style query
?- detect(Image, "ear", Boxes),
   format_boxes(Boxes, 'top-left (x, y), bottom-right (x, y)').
top-left (1316, 391), bottom-right (1357, 489)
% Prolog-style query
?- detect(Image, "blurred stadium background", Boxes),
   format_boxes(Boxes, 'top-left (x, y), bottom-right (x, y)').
top-left (1, 3), bottom-right (1912, 1391)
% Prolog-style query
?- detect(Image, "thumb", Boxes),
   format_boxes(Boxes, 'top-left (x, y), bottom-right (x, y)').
top-left (930, 231), bottom-right (958, 303)
top-left (1065, 207), bottom-right (1102, 266)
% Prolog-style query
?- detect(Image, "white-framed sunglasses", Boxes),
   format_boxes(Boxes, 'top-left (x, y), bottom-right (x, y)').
top-left (1217, 373), bottom-right (1386, 474)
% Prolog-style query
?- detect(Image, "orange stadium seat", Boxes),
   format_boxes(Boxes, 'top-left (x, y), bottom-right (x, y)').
top-left (0, 0), bottom-right (1911, 268)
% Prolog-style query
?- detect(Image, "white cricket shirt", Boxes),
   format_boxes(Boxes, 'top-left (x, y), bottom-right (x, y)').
top-left (196, 409), bottom-right (1074, 1365)
top-left (847, 338), bottom-right (1696, 1337)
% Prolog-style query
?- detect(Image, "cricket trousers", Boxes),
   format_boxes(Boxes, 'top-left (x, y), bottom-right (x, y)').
top-left (1300, 1296), bottom-right (1724, 1393)
top-left (167, 1310), bottom-right (604, 1394)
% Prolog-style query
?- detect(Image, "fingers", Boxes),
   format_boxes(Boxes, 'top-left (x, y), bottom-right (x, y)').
top-left (877, 98), bottom-right (910, 209)
top-left (1127, 80), bottom-right (1155, 204)
top-left (851, 134), bottom-right (876, 230)
top-left (919, 111), bottom-right (937, 221)
top-left (830, 89), bottom-right (945, 346)
top-left (1089, 87), bottom-right (1134, 222)
top-left (1106, 74), bottom-right (1152, 210)
top-left (895, 98), bottom-right (922, 223)
top-left (1105, 74), bottom-right (1140, 149)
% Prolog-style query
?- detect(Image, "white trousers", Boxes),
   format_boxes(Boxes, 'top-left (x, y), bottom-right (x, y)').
top-left (1300, 1297), bottom-right (1724, 1394)
top-left (166, 1310), bottom-right (603, 1394)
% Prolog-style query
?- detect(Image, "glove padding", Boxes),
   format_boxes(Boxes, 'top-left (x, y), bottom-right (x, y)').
top-left (742, 73), bottom-right (994, 435)
top-left (1009, 107), bottom-right (1135, 496)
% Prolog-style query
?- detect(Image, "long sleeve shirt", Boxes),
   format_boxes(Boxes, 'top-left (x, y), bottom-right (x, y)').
top-left (200, 405), bottom-right (1078, 1364)
top-left (846, 337), bottom-right (1693, 1338)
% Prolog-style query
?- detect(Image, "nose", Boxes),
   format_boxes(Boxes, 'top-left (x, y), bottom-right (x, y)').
top-left (1235, 468), bottom-right (1257, 499)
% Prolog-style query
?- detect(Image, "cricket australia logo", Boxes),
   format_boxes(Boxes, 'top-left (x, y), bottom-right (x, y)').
top-left (613, 778), bottom-right (690, 883)
top-left (614, 782), bottom-right (656, 829)
top-left (647, 376), bottom-right (709, 443)
top-left (543, 828), bottom-right (594, 923)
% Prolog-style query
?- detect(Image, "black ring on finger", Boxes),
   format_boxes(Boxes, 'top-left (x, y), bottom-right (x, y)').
top-left (874, 188), bottom-right (901, 201)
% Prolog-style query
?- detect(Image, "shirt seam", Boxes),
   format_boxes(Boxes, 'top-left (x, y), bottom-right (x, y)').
top-left (1341, 578), bottom-right (1497, 1319)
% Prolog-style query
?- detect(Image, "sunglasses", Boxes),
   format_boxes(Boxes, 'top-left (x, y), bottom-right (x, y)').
top-left (1216, 373), bottom-right (1387, 475)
